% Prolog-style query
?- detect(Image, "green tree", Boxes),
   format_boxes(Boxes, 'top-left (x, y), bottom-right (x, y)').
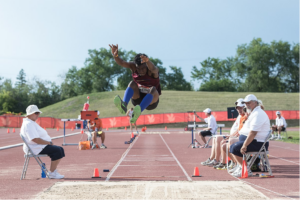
top-left (165, 66), bottom-right (192, 91)
top-left (191, 57), bottom-right (237, 91)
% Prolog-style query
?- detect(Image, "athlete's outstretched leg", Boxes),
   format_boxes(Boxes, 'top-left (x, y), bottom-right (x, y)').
top-left (130, 87), bottom-right (159, 123)
top-left (114, 81), bottom-right (139, 114)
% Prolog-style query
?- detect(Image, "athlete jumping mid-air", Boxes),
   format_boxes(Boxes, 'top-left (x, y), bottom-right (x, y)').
top-left (109, 44), bottom-right (161, 123)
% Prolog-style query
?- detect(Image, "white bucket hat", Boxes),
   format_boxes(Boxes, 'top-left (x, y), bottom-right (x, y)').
top-left (276, 111), bottom-right (281, 115)
top-left (26, 105), bottom-right (42, 116)
top-left (203, 108), bottom-right (211, 113)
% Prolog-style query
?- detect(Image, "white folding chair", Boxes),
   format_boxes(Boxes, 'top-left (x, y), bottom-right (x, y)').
top-left (20, 135), bottom-right (49, 180)
top-left (245, 131), bottom-right (273, 176)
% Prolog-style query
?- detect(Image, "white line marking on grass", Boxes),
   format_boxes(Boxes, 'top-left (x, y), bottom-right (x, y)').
top-left (105, 136), bottom-right (139, 182)
top-left (0, 132), bottom-right (81, 150)
top-left (159, 134), bottom-right (192, 182)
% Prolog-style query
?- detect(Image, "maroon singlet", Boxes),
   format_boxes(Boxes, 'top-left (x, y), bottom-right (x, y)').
top-left (132, 70), bottom-right (161, 95)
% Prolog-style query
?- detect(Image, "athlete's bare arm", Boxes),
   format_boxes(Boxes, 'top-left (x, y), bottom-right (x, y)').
top-left (140, 55), bottom-right (159, 78)
top-left (109, 44), bottom-right (135, 69)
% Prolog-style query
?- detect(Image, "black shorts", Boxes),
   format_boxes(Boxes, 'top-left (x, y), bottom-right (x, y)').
top-left (200, 130), bottom-right (212, 137)
top-left (131, 91), bottom-right (159, 110)
top-left (275, 127), bottom-right (286, 131)
top-left (229, 135), bottom-right (269, 157)
top-left (39, 145), bottom-right (65, 161)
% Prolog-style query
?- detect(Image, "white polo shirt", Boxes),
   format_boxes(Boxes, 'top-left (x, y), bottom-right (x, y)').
top-left (204, 115), bottom-right (218, 134)
top-left (20, 118), bottom-right (51, 155)
top-left (276, 116), bottom-right (287, 128)
top-left (239, 106), bottom-right (270, 142)
top-left (230, 115), bottom-right (241, 135)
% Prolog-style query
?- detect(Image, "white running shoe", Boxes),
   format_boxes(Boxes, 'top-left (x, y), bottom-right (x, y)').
top-left (231, 166), bottom-right (242, 177)
top-left (201, 158), bottom-right (211, 166)
top-left (229, 165), bottom-right (240, 174)
top-left (48, 170), bottom-right (64, 179)
top-left (206, 159), bottom-right (219, 167)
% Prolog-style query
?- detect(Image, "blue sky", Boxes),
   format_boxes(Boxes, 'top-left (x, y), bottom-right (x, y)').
top-left (0, 0), bottom-right (298, 89)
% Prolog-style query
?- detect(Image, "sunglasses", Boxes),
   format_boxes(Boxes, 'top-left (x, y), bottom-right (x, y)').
top-left (34, 112), bottom-right (40, 115)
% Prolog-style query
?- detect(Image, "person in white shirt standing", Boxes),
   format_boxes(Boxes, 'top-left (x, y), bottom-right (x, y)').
top-left (126, 108), bottom-right (138, 134)
top-left (271, 111), bottom-right (287, 140)
top-left (229, 94), bottom-right (270, 178)
top-left (20, 105), bottom-right (65, 179)
top-left (196, 108), bottom-right (218, 147)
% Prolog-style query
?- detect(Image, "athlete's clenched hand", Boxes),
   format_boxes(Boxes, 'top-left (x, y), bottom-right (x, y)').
top-left (140, 55), bottom-right (149, 63)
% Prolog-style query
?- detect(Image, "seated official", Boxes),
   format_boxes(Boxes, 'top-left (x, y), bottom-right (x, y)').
top-left (271, 111), bottom-right (287, 140)
top-left (20, 105), bottom-right (65, 179)
top-left (88, 111), bottom-right (107, 149)
top-left (201, 99), bottom-right (246, 169)
top-left (230, 94), bottom-right (270, 178)
top-left (196, 108), bottom-right (218, 147)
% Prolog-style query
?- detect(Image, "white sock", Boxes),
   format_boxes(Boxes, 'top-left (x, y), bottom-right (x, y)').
top-left (271, 134), bottom-right (274, 137)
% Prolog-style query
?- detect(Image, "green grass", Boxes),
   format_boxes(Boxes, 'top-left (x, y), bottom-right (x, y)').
top-left (40, 90), bottom-right (299, 119)
top-left (281, 131), bottom-right (300, 144)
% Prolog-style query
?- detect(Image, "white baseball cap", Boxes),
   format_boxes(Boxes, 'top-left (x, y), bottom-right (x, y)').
top-left (276, 111), bottom-right (281, 115)
top-left (203, 108), bottom-right (211, 113)
top-left (97, 111), bottom-right (100, 115)
top-left (242, 94), bottom-right (258, 103)
top-left (235, 98), bottom-right (244, 105)
top-left (26, 105), bottom-right (42, 116)
top-left (236, 101), bottom-right (245, 108)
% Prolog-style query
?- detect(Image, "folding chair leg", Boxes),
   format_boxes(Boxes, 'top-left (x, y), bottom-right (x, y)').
top-left (205, 136), bottom-right (213, 148)
top-left (21, 157), bottom-right (29, 180)
top-left (22, 156), bottom-right (31, 180)
top-left (263, 152), bottom-right (273, 176)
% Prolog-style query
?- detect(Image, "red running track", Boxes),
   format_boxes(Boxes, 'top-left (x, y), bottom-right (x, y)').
top-left (0, 128), bottom-right (299, 199)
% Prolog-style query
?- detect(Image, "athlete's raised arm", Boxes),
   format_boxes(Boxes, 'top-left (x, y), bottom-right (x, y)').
top-left (140, 55), bottom-right (159, 78)
top-left (109, 44), bottom-right (135, 69)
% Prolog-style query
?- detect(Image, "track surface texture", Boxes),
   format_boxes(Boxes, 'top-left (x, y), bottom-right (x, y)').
top-left (0, 128), bottom-right (299, 199)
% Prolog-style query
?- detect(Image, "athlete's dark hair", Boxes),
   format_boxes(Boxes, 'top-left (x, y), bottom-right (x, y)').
top-left (134, 53), bottom-right (148, 66)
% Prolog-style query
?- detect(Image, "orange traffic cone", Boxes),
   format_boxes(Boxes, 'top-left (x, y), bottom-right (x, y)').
top-left (106, 127), bottom-right (108, 131)
top-left (165, 126), bottom-right (167, 130)
top-left (12, 128), bottom-right (15, 133)
top-left (71, 127), bottom-right (74, 131)
top-left (240, 155), bottom-right (248, 179)
top-left (81, 129), bottom-right (84, 134)
top-left (44, 127), bottom-right (46, 130)
top-left (192, 167), bottom-right (202, 177)
top-left (131, 132), bottom-right (134, 138)
top-left (145, 126), bottom-right (147, 130)
top-left (56, 127), bottom-right (59, 131)
top-left (92, 168), bottom-right (101, 178)
top-left (7, 129), bottom-right (10, 133)
top-left (125, 126), bottom-right (127, 130)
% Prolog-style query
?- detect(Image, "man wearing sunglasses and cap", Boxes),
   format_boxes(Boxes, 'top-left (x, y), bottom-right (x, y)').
top-left (229, 94), bottom-right (270, 178)
top-left (88, 111), bottom-right (107, 149)
top-left (20, 105), bottom-right (65, 179)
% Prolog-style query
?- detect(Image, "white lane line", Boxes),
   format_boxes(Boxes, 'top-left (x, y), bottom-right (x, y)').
top-left (271, 145), bottom-right (299, 152)
top-left (268, 155), bottom-right (300, 165)
top-left (0, 132), bottom-right (81, 150)
top-left (159, 134), bottom-right (192, 182)
top-left (105, 136), bottom-right (139, 182)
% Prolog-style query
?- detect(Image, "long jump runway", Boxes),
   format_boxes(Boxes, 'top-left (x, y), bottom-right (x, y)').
top-left (0, 128), bottom-right (299, 199)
